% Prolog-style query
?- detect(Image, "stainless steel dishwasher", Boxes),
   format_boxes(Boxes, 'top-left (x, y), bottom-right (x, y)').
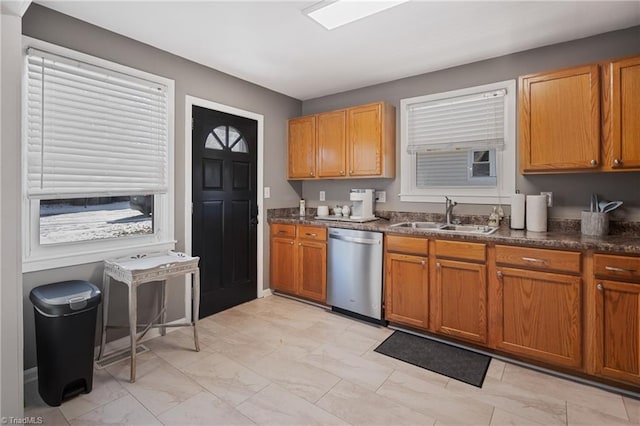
top-left (327, 227), bottom-right (383, 322)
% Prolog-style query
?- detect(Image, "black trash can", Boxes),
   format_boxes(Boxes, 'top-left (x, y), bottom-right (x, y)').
top-left (29, 280), bottom-right (102, 407)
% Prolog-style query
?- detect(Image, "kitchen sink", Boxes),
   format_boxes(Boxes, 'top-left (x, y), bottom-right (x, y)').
top-left (389, 222), bottom-right (498, 235)
top-left (390, 221), bottom-right (443, 229)
top-left (438, 224), bottom-right (498, 234)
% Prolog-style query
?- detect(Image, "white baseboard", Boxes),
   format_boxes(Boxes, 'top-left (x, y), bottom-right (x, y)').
top-left (23, 316), bottom-right (188, 383)
top-left (260, 288), bottom-right (273, 298)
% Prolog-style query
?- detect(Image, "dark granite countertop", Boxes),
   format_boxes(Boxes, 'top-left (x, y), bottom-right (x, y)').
top-left (267, 211), bottom-right (640, 255)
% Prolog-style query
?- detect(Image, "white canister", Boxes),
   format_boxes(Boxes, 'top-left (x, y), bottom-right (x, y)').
top-left (333, 206), bottom-right (342, 216)
top-left (317, 205), bottom-right (329, 216)
top-left (342, 205), bottom-right (351, 217)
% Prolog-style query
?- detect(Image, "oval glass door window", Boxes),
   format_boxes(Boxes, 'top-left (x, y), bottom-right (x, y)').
top-left (205, 125), bottom-right (248, 153)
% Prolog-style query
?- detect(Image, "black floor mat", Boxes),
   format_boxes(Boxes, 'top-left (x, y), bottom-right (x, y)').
top-left (374, 331), bottom-right (491, 387)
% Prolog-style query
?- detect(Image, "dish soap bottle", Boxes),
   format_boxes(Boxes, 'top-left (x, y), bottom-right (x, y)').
top-left (299, 199), bottom-right (306, 217)
top-left (488, 206), bottom-right (499, 227)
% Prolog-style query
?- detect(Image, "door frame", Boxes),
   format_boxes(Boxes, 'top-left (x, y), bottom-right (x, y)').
top-left (184, 95), bottom-right (265, 316)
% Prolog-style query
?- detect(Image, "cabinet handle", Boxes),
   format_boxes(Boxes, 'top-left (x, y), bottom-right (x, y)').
top-left (290, 241), bottom-right (294, 245)
top-left (349, 170), bottom-right (353, 175)
top-left (340, 170), bottom-right (345, 175)
top-left (435, 262), bottom-right (440, 268)
top-left (605, 266), bottom-right (636, 273)
top-left (522, 257), bottom-right (546, 264)
top-left (597, 283), bottom-right (604, 292)
top-left (309, 171), bottom-right (314, 176)
top-left (613, 158), bottom-right (622, 166)
top-left (497, 271), bottom-right (503, 279)
top-left (298, 242), bottom-right (302, 246)
top-left (305, 232), bottom-right (317, 237)
top-left (590, 159), bottom-right (597, 166)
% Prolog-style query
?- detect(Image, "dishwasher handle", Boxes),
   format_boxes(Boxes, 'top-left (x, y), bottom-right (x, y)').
top-left (329, 233), bottom-right (381, 245)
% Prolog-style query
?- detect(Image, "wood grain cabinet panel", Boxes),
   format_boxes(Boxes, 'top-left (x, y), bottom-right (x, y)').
top-left (593, 279), bottom-right (640, 385)
top-left (385, 252), bottom-right (429, 329)
top-left (434, 259), bottom-right (487, 344)
top-left (317, 110), bottom-right (347, 178)
top-left (348, 103), bottom-right (383, 176)
top-left (519, 64), bottom-right (601, 173)
top-left (287, 116), bottom-right (316, 179)
top-left (603, 55), bottom-right (640, 170)
top-left (495, 267), bottom-right (582, 368)
top-left (495, 245), bottom-right (581, 274)
top-left (269, 225), bottom-right (326, 303)
top-left (386, 234), bottom-right (429, 256)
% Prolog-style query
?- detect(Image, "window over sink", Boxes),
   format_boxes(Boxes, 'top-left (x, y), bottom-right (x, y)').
top-left (399, 80), bottom-right (516, 204)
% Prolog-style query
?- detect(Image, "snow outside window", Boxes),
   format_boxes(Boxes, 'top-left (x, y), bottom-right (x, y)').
top-left (399, 80), bottom-right (516, 204)
top-left (22, 37), bottom-right (175, 272)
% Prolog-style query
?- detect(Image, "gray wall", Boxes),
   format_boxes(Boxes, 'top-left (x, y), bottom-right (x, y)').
top-left (301, 26), bottom-right (640, 220)
top-left (21, 4), bottom-right (302, 369)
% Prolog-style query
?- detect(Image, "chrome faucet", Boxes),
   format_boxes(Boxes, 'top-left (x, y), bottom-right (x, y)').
top-left (445, 196), bottom-right (458, 224)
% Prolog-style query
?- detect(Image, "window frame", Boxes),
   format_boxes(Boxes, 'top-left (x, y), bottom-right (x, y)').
top-left (399, 80), bottom-right (516, 204)
top-left (22, 37), bottom-right (175, 272)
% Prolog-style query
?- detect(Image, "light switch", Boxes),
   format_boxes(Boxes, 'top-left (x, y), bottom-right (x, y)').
top-left (264, 187), bottom-right (271, 198)
top-left (376, 191), bottom-right (386, 203)
top-left (319, 191), bottom-right (326, 201)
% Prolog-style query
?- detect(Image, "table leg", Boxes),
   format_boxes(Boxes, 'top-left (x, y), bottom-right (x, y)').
top-left (129, 284), bottom-right (138, 383)
top-left (160, 280), bottom-right (167, 336)
top-left (192, 269), bottom-right (201, 352)
top-left (97, 272), bottom-right (110, 360)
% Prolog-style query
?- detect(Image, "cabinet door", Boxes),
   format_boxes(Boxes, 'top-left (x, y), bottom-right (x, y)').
top-left (604, 56), bottom-right (640, 170)
top-left (348, 103), bottom-right (382, 176)
top-left (519, 65), bottom-right (600, 173)
top-left (297, 240), bottom-right (327, 303)
top-left (288, 116), bottom-right (316, 179)
top-left (385, 253), bottom-right (428, 329)
top-left (594, 279), bottom-right (640, 385)
top-left (317, 110), bottom-right (347, 178)
top-left (495, 267), bottom-right (582, 368)
top-left (434, 260), bottom-right (487, 344)
top-left (270, 237), bottom-right (297, 294)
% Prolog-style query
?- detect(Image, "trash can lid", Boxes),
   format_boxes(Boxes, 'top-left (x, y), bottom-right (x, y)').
top-left (29, 280), bottom-right (101, 316)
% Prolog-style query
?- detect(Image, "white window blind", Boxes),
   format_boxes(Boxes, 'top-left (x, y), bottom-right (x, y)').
top-left (406, 89), bottom-right (506, 154)
top-left (26, 47), bottom-right (169, 199)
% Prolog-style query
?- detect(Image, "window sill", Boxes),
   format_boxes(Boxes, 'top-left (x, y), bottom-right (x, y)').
top-left (22, 239), bottom-right (177, 273)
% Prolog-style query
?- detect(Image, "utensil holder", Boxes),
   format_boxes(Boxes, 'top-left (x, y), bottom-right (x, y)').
top-left (581, 211), bottom-right (609, 237)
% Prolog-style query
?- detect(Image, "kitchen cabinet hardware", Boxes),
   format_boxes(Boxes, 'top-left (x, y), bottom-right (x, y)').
top-left (290, 241), bottom-right (294, 245)
top-left (522, 257), bottom-right (547, 264)
top-left (435, 261), bottom-right (439, 267)
top-left (423, 260), bottom-right (427, 266)
top-left (305, 232), bottom-right (317, 237)
top-left (597, 283), bottom-right (604, 291)
top-left (605, 265), bottom-right (636, 273)
top-left (497, 271), bottom-right (503, 279)
top-left (614, 158), bottom-right (621, 165)
top-left (591, 159), bottom-right (598, 165)
top-left (340, 170), bottom-right (344, 175)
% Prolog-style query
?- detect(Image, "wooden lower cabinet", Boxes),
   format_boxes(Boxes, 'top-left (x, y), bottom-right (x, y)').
top-left (385, 252), bottom-right (429, 329)
top-left (495, 267), bottom-right (582, 368)
top-left (269, 224), bottom-right (326, 303)
top-left (594, 279), bottom-right (640, 385)
top-left (434, 259), bottom-right (487, 344)
top-left (297, 240), bottom-right (327, 302)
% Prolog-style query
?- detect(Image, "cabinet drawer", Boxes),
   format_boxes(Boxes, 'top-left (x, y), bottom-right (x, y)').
top-left (495, 245), bottom-right (580, 273)
top-left (386, 235), bottom-right (428, 256)
top-left (297, 225), bottom-right (327, 241)
top-left (594, 254), bottom-right (640, 280)
top-left (270, 223), bottom-right (296, 238)
top-left (435, 240), bottom-right (485, 262)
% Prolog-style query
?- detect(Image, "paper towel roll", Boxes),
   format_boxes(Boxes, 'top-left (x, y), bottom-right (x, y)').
top-left (511, 193), bottom-right (525, 230)
top-left (526, 195), bottom-right (547, 232)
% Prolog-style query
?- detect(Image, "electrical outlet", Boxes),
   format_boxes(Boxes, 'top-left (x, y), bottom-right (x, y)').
top-left (375, 191), bottom-right (386, 203)
top-left (264, 187), bottom-right (271, 199)
top-left (319, 191), bottom-right (325, 201)
top-left (541, 192), bottom-right (553, 207)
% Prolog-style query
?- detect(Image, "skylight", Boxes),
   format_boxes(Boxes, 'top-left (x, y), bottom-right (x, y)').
top-left (304, 0), bottom-right (409, 30)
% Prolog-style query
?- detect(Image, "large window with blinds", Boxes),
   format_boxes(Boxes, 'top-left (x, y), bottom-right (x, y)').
top-left (399, 80), bottom-right (516, 204)
top-left (22, 38), bottom-right (175, 272)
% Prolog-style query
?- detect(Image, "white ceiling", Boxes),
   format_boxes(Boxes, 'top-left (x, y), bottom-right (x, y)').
top-left (36, 1), bottom-right (640, 100)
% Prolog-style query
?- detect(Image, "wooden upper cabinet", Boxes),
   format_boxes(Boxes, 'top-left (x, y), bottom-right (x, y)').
top-left (602, 55), bottom-right (640, 170)
top-left (347, 102), bottom-right (395, 177)
top-left (317, 110), bottom-right (347, 178)
top-left (288, 116), bottom-right (316, 179)
top-left (287, 101), bottom-right (395, 180)
top-left (519, 64), bottom-right (601, 173)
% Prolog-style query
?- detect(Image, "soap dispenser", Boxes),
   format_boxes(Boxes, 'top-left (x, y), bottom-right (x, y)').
top-left (488, 207), bottom-right (499, 227)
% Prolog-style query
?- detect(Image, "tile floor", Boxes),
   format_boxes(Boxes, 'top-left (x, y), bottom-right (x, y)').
top-left (25, 294), bottom-right (640, 425)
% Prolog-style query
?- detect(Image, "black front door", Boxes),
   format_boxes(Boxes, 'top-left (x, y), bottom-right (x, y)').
top-left (192, 105), bottom-right (258, 318)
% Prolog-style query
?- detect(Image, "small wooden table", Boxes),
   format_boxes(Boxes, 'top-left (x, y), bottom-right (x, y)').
top-left (98, 251), bottom-right (200, 383)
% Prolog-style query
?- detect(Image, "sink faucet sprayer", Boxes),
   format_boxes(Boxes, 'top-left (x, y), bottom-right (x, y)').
top-left (445, 196), bottom-right (458, 224)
